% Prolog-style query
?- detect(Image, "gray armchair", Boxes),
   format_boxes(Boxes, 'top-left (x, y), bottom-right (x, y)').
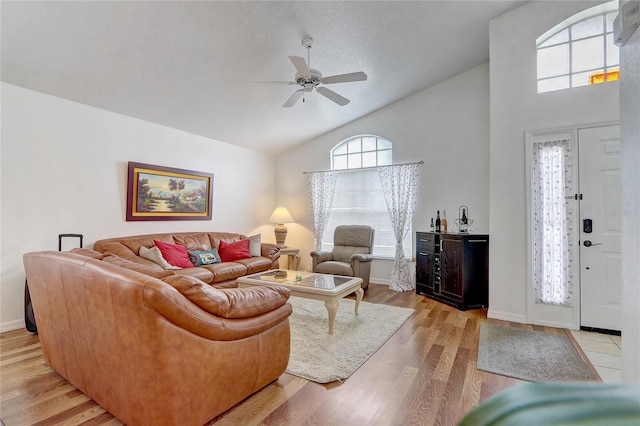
top-left (310, 225), bottom-right (375, 290)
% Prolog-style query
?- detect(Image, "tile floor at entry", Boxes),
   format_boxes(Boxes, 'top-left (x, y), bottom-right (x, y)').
top-left (571, 330), bottom-right (622, 383)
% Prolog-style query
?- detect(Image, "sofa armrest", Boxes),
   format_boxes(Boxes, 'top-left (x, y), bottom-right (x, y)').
top-left (310, 250), bottom-right (333, 262)
top-left (310, 250), bottom-right (333, 271)
top-left (69, 247), bottom-right (108, 260)
top-left (261, 242), bottom-right (281, 269)
top-left (351, 253), bottom-right (374, 263)
top-left (93, 241), bottom-right (137, 259)
top-left (144, 284), bottom-right (292, 341)
top-left (261, 242), bottom-right (281, 260)
top-left (162, 275), bottom-right (290, 318)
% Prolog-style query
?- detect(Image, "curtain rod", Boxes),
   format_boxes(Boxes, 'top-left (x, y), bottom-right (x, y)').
top-left (303, 160), bottom-right (424, 175)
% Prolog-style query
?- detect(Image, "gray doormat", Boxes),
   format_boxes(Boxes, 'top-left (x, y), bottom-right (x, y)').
top-left (477, 322), bottom-right (599, 382)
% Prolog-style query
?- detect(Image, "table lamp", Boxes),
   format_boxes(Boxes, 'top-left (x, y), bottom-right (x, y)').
top-left (269, 207), bottom-right (295, 247)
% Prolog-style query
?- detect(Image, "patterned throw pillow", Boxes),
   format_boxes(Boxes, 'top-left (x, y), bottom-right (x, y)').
top-left (188, 249), bottom-right (221, 266)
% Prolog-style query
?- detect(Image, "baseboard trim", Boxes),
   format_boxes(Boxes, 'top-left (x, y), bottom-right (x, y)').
top-left (369, 278), bottom-right (390, 286)
top-left (1, 319), bottom-right (26, 333)
top-left (487, 309), bottom-right (527, 324)
top-left (530, 318), bottom-right (577, 330)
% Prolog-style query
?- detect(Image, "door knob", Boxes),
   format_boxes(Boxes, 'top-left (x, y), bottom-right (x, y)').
top-left (583, 240), bottom-right (603, 247)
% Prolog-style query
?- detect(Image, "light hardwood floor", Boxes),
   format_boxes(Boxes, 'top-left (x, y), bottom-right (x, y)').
top-left (0, 284), bottom-right (597, 426)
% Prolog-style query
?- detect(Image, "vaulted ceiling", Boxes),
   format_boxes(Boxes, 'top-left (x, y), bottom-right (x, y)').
top-left (1, 1), bottom-right (524, 155)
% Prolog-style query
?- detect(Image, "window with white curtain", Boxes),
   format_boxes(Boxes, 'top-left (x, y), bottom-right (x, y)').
top-left (536, 0), bottom-right (619, 93)
top-left (323, 135), bottom-right (411, 257)
top-left (530, 138), bottom-right (576, 306)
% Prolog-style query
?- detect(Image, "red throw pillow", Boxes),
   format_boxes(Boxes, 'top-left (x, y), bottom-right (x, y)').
top-left (153, 240), bottom-right (194, 268)
top-left (218, 239), bottom-right (251, 262)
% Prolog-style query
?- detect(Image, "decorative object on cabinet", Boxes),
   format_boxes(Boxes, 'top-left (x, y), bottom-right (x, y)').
top-left (415, 232), bottom-right (489, 310)
top-left (269, 207), bottom-right (295, 247)
top-left (441, 210), bottom-right (448, 233)
top-left (126, 162), bottom-right (213, 221)
top-left (458, 205), bottom-right (469, 233)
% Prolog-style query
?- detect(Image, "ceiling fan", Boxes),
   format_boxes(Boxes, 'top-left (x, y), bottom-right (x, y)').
top-left (262, 36), bottom-right (368, 108)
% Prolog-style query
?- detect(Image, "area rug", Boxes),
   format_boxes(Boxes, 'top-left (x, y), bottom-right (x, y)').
top-left (286, 296), bottom-right (415, 383)
top-left (477, 322), bottom-right (598, 382)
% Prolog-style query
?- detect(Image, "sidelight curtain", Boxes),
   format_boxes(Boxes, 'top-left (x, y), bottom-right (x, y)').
top-left (306, 171), bottom-right (337, 251)
top-left (378, 163), bottom-right (420, 292)
top-left (531, 139), bottom-right (575, 306)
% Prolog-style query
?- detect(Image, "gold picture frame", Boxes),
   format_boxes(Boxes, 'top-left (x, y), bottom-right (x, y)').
top-left (126, 162), bottom-right (213, 221)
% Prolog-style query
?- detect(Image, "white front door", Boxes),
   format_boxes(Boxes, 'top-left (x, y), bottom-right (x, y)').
top-left (578, 125), bottom-right (622, 331)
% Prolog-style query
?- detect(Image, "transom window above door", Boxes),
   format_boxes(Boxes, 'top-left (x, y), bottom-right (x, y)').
top-left (536, 0), bottom-right (619, 94)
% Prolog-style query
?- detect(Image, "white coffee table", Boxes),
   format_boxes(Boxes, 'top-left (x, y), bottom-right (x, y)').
top-left (237, 270), bottom-right (364, 334)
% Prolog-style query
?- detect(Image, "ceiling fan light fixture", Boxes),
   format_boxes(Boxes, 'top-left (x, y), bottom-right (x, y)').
top-left (295, 69), bottom-right (322, 85)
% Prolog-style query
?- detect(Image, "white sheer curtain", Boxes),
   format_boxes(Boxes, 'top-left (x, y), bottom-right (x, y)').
top-left (322, 168), bottom-right (413, 256)
top-left (378, 163), bottom-right (420, 292)
top-left (532, 139), bottom-right (575, 306)
top-left (306, 171), bottom-right (337, 251)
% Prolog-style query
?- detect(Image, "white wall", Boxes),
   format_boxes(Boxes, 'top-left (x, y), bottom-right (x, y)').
top-left (275, 63), bottom-right (491, 277)
top-left (0, 83), bottom-right (276, 331)
top-left (619, 23), bottom-right (640, 381)
top-left (488, 1), bottom-right (620, 323)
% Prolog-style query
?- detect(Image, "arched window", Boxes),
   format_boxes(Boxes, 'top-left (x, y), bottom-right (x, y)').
top-left (323, 135), bottom-right (411, 258)
top-left (537, 1), bottom-right (619, 93)
top-left (331, 135), bottom-right (392, 170)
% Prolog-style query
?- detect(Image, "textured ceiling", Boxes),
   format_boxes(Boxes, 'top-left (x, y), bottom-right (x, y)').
top-left (1, 1), bottom-right (524, 155)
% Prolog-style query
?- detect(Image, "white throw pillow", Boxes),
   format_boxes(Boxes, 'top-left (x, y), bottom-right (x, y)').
top-left (248, 234), bottom-right (261, 257)
top-left (139, 245), bottom-right (182, 270)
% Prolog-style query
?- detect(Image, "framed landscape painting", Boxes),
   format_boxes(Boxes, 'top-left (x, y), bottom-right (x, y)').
top-left (126, 162), bottom-right (213, 221)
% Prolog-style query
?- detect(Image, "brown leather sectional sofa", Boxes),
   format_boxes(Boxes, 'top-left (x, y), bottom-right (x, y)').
top-left (93, 231), bottom-right (281, 287)
top-left (23, 248), bottom-right (292, 425)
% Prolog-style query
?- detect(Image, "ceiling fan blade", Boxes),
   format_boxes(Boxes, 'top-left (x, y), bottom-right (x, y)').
top-left (320, 71), bottom-right (368, 85)
top-left (283, 89), bottom-right (304, 108)
top-left (316, 87), bottom-right (350, 106)
top-left (251, 81), bottom-right (296, 85)
top-left (289, 56), bottom-right (309, 77)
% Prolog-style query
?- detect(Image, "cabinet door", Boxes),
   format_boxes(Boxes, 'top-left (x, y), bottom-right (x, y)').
top-left (416, 233), bottom-right (434, 292)
top-left (441, 237), bottom-right (462, 299)
top-left (416, 249), bottom-right (433, 288)
top-left (461, 236), bottom-right (490, 309)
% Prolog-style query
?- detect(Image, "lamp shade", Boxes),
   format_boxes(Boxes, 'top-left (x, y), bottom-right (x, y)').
top-left (268, 207), bottom-right (295, 224)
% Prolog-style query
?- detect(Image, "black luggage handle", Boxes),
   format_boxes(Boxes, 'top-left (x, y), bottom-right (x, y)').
top-left (58, 234), bottom-right (83, 251)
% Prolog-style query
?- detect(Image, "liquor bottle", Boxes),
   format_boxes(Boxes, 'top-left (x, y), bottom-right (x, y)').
top-left (429, 218), bottom-right (435, 232)
top-left (435, 211), bottom-right (441, 232)
top-left (442, 210), bottom-right (448, 233)
top-left (460, 208), bottom-right (468, 233)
